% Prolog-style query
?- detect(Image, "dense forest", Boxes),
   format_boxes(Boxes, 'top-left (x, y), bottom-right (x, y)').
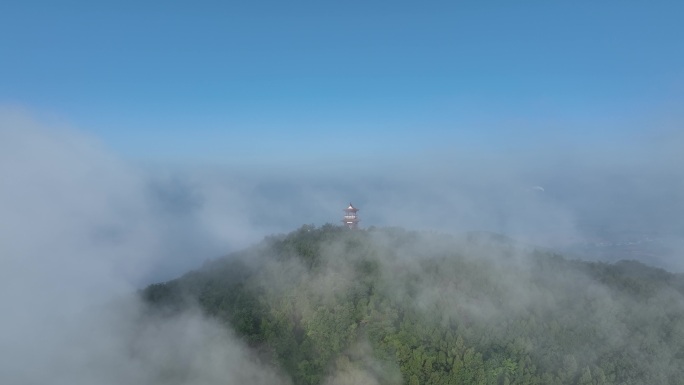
top-left (142, 225), bottom-right (684, 385)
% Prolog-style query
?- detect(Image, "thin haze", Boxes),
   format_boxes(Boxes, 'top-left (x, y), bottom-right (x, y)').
top-left (1, 109), bottom-right (683, 383)
top-left (1, 1), bottom-right (683, 383)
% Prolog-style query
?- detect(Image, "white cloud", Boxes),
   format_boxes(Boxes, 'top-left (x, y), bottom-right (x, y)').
top-left (0, 108), bottom-right (289, 384)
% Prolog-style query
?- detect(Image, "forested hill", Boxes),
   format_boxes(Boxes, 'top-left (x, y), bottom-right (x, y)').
top-left (142, 225), bottom-right (684, 385)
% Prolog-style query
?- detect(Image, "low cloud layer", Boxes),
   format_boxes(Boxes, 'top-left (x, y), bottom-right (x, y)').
top-left (0, 108), bottom-right (289, 384)
top-left (0, 106), bottom-right (682, 383)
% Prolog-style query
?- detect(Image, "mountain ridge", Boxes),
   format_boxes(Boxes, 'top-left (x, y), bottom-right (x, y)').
top-left (142, 225), bottom-right (684, 385)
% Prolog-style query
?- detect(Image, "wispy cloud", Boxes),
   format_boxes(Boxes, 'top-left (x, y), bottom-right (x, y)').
top-left (1, 106), bottom-right (682, 382)
top-left (0, 107), bottom-right (289, 384)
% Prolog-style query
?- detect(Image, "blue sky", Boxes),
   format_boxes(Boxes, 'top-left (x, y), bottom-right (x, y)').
top-left (1, 1), bottom-right (682, 163)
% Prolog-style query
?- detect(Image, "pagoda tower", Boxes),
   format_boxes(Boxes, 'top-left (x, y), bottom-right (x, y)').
top-left (342, 203), bottom-right (360, 229)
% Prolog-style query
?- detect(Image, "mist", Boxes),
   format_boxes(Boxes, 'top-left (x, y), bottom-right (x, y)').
top-left (1, 106), bottom-right (683, 383)
top-left (0, 109), bottom-right (290, 384)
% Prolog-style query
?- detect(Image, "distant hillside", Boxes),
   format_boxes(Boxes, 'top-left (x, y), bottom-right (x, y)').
top-left (142, 225), bottom-right (684, 385)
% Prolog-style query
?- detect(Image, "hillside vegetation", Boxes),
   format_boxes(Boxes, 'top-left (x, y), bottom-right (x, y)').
top-left (142, 225), bottom-right (684, 385)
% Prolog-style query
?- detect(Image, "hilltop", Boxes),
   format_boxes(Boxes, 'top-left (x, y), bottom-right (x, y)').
top-left (142, 225), bottom-right (684, 385)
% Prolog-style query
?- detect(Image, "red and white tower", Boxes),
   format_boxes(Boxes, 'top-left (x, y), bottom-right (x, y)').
top-left (342, 203), bottom-right (359, 229)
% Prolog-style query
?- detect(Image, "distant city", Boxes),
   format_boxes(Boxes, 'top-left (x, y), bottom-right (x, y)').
top-left (564, 228), bottom-right (678, 269)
